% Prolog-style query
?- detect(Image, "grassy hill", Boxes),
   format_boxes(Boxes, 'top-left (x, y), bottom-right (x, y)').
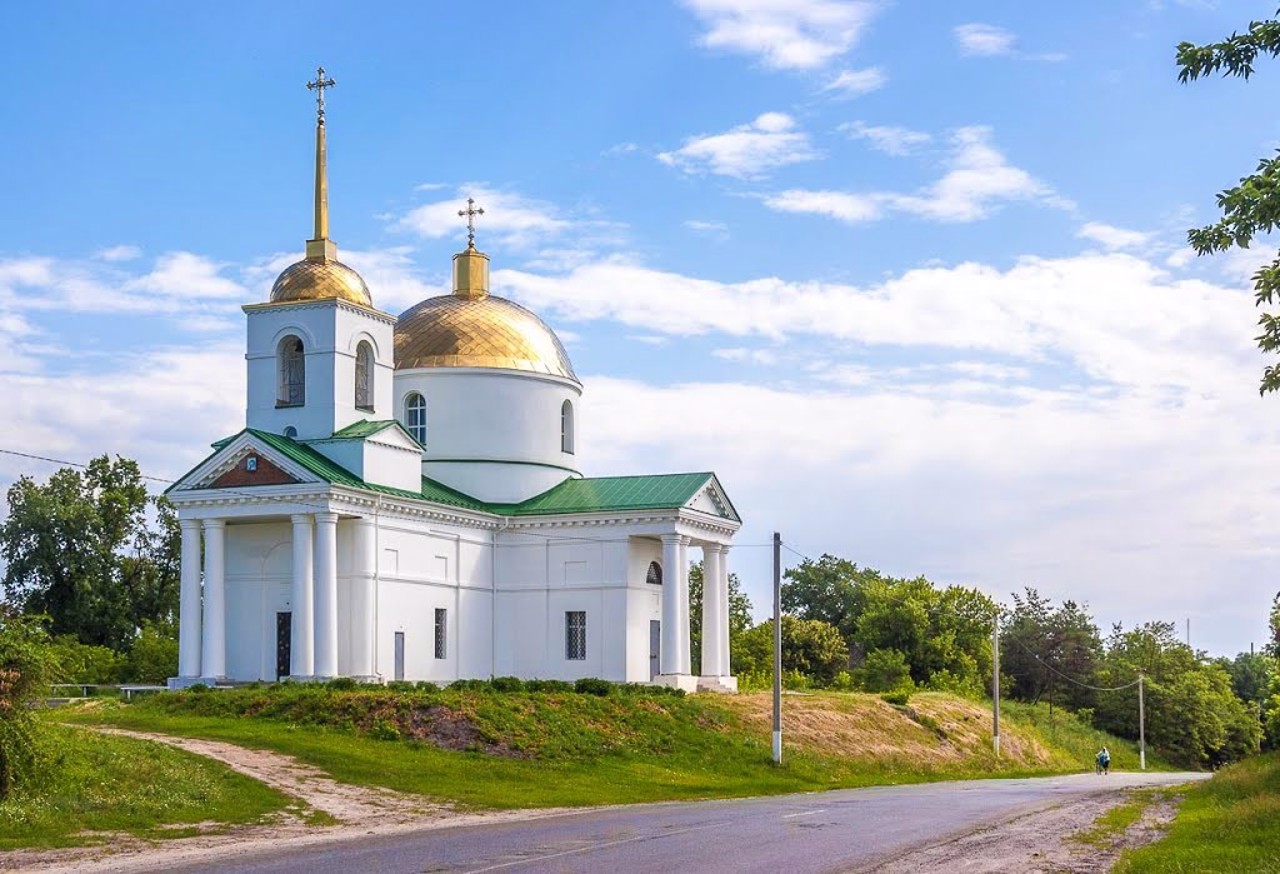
top-left (58, 684), bottom-right (1167, 810)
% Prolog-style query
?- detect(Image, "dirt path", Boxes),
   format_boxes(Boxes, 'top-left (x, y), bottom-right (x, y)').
top-left (867, 789), bottom-right (1181, 873)
top-left (1, 727), bottom-right (575, 873)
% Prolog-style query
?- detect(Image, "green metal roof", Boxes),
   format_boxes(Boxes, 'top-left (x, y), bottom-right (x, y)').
top-left (496, 472), bottom-right (715, 516)
top-left (330, 419), bottom-right (400, 439)
top-left (176, 430), bottom-right (735, 521)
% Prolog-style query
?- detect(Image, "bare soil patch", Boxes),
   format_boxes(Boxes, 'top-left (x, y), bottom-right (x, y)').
top-left (0, 727), bottom-right (571, 873)
top-left (862, 790), bottom-right (1181, 873)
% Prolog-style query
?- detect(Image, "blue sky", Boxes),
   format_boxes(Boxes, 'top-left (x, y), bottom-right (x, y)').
top-left (2, 1), bottom-right (1279, 656)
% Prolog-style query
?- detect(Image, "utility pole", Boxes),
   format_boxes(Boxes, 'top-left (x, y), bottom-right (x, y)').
top-left (1138, 671), bottom-right (1146, 771)
top-left (992, 613), bottom-right (1001, 758)
top-left (772, 531), bottom-right (782, 765)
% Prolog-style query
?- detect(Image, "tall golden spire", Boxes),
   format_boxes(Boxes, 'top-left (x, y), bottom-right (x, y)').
top-left (452, 198), bottom-right (489, 299)
top-left (305, 66), bottom-right (337, 262)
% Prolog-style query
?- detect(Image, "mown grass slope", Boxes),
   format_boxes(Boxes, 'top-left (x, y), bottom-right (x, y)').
top-left (58, 684), bottom-right (1163, 810)
top-left (1115, 751), bottom-right (1280, 873)
top-left (0, 722), bottom-right (292, 849)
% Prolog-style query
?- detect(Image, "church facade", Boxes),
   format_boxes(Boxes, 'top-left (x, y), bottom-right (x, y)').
top-left (166, 71), bottom-right (741, 692)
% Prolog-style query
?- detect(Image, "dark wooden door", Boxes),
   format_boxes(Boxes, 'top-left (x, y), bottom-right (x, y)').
top-left (649, 620), bottom-right (661, 680)
top-left (276, 611), bottom-right (292, 680)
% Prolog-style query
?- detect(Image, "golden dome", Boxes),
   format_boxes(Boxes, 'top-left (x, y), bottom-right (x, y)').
top-left (270, 258), bottom-right (373, 307)
top-left (395, 293), bottom-right (578, 381)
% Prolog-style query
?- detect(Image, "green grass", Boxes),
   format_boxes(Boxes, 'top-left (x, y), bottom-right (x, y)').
top-left (0, 722), bottom-right (294, 849)
top-left (1000, 700), bottom-right (1173, 772)
top-left (1115, 752), bottom-right (1280, 873)
top-left (54, 685), bottom-right (1177, 810)
top-left (1073, 789), bottom-right (1161, 848)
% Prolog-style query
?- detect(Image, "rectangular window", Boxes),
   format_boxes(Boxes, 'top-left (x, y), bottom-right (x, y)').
top-left (566, 611), bottom-right (587, 661)
top-left (434, 608), bottom-right (447, 660)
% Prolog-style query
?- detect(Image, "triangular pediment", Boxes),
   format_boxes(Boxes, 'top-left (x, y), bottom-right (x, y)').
top-left (685, 474), bottom-right (740, 523)
top-left (168, 431), bottom-right (325, 494)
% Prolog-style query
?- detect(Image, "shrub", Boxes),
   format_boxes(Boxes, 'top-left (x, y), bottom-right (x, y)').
top-left (881, 690), bottom-right (911, 706)
top-left (123, 623), bottom-right (178, 684)
top-left (524, 679), bottom-right (574, 693)
top-left (574, 678), bottom-right (612, 696)
top-left (385, 680), bottom-right (415, 693)
top-left (369, 719), bottom-right (401, 741)
top-left (450, 678), bottom-right (493, 692)
top-left (490, 676), bottom-right (525, 693)
top-left (326, 677), bottom-right (358, 691)
top-left (859, 649), bottom-right (913, 693)
top-left (415, 680), bottom-right (438, 692)
top-left (0, 613), bottom-right (60, 799)
top-left (48, 635), bottom-right (123, 684)
top-left (830, 671), bottom-right (858, 691)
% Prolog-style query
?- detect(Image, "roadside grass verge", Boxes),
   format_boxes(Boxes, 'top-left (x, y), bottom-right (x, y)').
top-left (1000, 700), bottom-right (1171, 773)
top-left (1114, 752), bottom-right (1280, 873)
top-left (0, 721), bottom-right (293, 849)
top-left (55, 686), bottom-right (1169, 810)
top-left (1073, 789), bottom-right (1162, 848)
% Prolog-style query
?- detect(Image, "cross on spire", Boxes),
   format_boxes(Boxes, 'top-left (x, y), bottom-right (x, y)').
top-left (458, 198), bottom-right (485, 249)
top-left (306, 66), bottom-right (336, 124)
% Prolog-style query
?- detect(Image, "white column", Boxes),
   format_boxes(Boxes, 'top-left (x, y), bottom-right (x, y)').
top-left (177, 518), bottom-right (202, 678)
top-left (719, 545), bottom-right (732, 677)
top-left (313, 512), bottom-right (339, 678)
top-left (290, 514), bottom-right (315, 677)
top-left (199, 519), bottom-right (226, 680)
top-left (676, 536), bottom-right (691, 675)
top-left (660, 534), bottom-right (681, 675)
top-left (701, 544), bottom-right (723, 677)
top-left (351, 517), bottom-right (376, 678)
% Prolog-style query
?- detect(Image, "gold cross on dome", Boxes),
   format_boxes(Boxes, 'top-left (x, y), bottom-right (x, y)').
top-left (306, 66), bottom-right (336, 122)
top-left (458, 197), bottom-right (485, 249)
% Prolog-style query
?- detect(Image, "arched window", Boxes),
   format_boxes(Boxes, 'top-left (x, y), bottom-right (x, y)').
top-left (405, 392), bottom-right (427, 446)
top-left (283, 426), bottom-right (298, 439)
top-left (646, 561), bottom-right (663, 586)
top-left (355, 341), bottom-right (374, 411)
top-left (277, 336), bottom-right (305, 407)
top-left (561, 399), bottom-right (575, 454)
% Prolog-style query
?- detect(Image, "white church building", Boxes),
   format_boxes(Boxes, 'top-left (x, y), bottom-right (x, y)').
top-left (166, 71), bottom-right (741, 693)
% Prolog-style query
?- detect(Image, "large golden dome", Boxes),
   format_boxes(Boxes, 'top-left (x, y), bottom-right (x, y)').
top-left (395, 293), bottom-right (577, 381)
top-left (270, 258), bottom-right (373, 307)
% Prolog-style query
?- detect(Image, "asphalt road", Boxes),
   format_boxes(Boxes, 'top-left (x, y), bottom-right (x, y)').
top-left (177, 771), bottom-right (1206, 874)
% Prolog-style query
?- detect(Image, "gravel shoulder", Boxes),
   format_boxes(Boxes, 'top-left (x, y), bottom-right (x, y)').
top-left (865, 786), bottom-right (1186, 873)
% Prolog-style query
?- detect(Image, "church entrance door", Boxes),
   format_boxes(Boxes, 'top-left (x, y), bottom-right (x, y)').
top-left (649, 620), bottom-right (661, 680)
top-left (394, 632), bottom-right (405, 681)
top-left (276, 612), bottom-right (292, 680)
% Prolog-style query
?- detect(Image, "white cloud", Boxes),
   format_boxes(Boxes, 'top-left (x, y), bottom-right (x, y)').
top-left (658, 112), bottom-right (819, 179)
top-left (396, 185), bottom-right (572, 250)
top-left (603, 142), bottom-right (641, 156)
top-left (839, 121), bottom-right (931, 156)
top-left (713, 346), bottom-right (779, 365)
top-left (125, 252), bottom-right (246, 300)
top-left (821, 67), bottom-right (887, 97)
top-left (766, 126), bottom-right (1064, 224)
top-left (1077, 222), bottom-right (1153, 251)
top-left (764, 189), bottom-right (883, 222)
top-left (684, 219), bottom-right (730, 238)
top-left (953, 23), bottom-right (1067, 62)
top-left (682, 0), bottom-right (880, 70)
top-left (95, 245), bottom-right (142, 262)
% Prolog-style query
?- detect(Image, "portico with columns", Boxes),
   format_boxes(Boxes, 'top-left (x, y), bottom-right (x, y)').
top-left (166, 66), bottom-right (743, 691)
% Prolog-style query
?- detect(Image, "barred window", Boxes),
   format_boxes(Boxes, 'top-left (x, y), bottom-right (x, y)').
top-left (566, 611), bottom-right (586, 661)
top-left (646, 561), bottom-right (663, 586)
top-left (355, 341), bottom-right (374, 411)
top-left (277, 336), bottom-right (305, 407)
top-left (434, 608), bottom-right (447, 660)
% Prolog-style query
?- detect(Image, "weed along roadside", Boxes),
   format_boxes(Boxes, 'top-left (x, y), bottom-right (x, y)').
top-left (55, 679), bottom-right (1166, 813)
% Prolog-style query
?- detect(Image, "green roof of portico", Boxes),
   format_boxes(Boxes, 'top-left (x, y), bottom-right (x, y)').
top-left (178, 428), bottom-right (737, 521)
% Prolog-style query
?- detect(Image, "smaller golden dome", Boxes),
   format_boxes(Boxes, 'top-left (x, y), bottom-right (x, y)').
top-left (270, 258), bottom-right (373, 307)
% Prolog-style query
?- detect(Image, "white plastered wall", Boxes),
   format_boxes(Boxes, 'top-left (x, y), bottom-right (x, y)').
top-left (394, 368), bottom-right (582, 503)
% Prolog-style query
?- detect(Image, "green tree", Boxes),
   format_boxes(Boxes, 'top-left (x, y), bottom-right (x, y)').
top-left (687, 560), bottom-right (753, 676)
top-left (0, 456), bottom-right (179, 650)
top-left (733, 616), bottom-right (850, 684)
top-left (0, 610), bottom-right (60, 799)
top-left (781, 554), bottom-right (877, 644)
top-left (1000, 589), bottom-right (1102, 711)
top-left (858, 648), bottom-right (913, 693)
top-left (1177, 12), bottom-right (1280, 392)
top-left (1095, 622), bottom-right (1259, 767)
